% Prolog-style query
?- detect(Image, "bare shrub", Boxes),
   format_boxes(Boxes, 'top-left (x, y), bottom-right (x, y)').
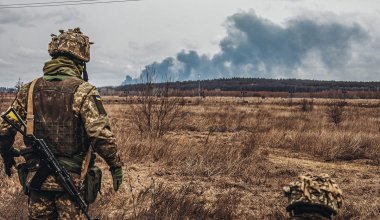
top-left (129, 67), bottom-right (185, 139)
top-left (240, 133), bottom-right (262, 158)
top-left (326, 101), bottom-right (346, 126)
top-left (299, 98), bottom-right (314, 112)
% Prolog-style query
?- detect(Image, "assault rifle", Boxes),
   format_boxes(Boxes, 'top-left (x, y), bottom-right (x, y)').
top-left (1, 108), bottom-right (92, 220)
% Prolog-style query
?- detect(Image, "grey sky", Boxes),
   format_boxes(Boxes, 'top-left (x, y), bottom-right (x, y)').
top-left (0, 0), bottom-right (379, 87)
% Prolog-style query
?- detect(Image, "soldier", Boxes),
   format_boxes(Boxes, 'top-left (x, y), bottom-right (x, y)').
top-left (0, 28), bottom-right (123, 219)
top-left (283, 173), bottom-right (343, 220)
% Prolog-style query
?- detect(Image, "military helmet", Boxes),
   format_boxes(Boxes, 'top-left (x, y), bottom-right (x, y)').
top-left (48, 28), bottom-right (93, 62)
top-left (283, 173), bottom-right (343, 216)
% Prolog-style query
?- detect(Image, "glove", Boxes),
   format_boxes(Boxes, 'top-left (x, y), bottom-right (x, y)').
top-left (110, 166), bottom-right (123, 191)
top-left (1, 147), bottom-right (20, 177)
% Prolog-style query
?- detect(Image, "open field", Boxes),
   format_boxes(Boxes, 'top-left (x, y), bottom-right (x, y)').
top-left (1, 96), bottom-right (380, 219)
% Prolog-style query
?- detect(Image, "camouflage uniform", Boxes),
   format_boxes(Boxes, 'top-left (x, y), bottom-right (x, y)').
top-left (0, 28), bottom-right (122, 219)
top-left (28, 189), bottom-right (85, 220)
top-left (284, 173), bottom-right (343, 220)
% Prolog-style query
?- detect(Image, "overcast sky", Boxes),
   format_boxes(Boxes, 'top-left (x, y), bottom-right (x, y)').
top-left (0, 0), bottom-right (380, 87)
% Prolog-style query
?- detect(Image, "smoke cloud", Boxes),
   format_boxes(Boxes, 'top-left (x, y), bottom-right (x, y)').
top-left (123, 10), bottom-right (369, 84)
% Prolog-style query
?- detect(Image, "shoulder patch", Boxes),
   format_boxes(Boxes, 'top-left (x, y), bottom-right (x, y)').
top-left (94, 95), bottom-right (102, 101)
top-left (92, 95), bottom-right (107, 115)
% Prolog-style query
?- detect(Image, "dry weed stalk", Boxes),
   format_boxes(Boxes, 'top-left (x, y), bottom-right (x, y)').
top-left (133, 182), bottom-right (241, 220)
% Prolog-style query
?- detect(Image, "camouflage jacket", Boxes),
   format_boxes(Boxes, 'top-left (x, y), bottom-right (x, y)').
top-left (0, 57), bottom-right (122, 190)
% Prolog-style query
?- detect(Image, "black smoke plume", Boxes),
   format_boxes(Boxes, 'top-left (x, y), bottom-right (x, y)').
top-left (123, 11), bottom-right (367, 84)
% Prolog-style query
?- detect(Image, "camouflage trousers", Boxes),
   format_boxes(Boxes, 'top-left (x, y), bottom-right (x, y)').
top-left (28, 189), bottom-right (86, 220)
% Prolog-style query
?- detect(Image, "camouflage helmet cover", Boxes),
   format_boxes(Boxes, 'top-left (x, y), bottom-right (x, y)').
top-left (283, 173), bottom-right (343, 215)
top-left (48, 27), bottom-right (93, 62)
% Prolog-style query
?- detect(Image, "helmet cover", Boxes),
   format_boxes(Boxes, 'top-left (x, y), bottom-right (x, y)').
top-left (283, 173), bottom-right (343, 215)
top-left (48, 28), bottom-right (92, 62)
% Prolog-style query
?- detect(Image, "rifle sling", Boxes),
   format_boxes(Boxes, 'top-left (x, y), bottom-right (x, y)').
top-left (30, 163), bottom-right (52, 190)
top-left (26, 79), bottom-right (38, 136)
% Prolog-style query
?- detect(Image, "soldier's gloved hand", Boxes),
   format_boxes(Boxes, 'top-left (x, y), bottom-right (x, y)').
top-left (1, 147), bottom-right (20, 177)
top-left (110, 166), bottom-right (123, 191)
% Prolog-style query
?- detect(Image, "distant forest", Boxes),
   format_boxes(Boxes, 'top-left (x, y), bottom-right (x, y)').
top-left (0, 87), bottom-right (17, 93)
top-left (100, 78), bottom-right (380, 99)
top-left (117, 78), bottom-right (380, 92)
top-left (3, 78), bottom-right (380, 99)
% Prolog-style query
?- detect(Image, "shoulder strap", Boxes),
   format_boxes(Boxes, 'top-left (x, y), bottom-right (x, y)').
top-left (26, 79), bottom-right (39, 136)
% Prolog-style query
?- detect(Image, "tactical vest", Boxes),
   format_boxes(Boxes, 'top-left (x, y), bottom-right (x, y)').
top-left (28, 77), bottom-right (87, 157)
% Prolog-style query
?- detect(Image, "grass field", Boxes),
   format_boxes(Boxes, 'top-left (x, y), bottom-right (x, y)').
top-left (0, 96), bottom-right (379, 219)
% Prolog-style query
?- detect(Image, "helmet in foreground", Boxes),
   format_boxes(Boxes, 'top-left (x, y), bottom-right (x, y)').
top-left (48, 27), bottom-right (93, 62)
top-left (283, 173), bottom-right (343, 218)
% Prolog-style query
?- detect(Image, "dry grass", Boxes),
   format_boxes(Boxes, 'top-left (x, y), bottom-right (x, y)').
top-left (0, 97), bottom-right (379, 219)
